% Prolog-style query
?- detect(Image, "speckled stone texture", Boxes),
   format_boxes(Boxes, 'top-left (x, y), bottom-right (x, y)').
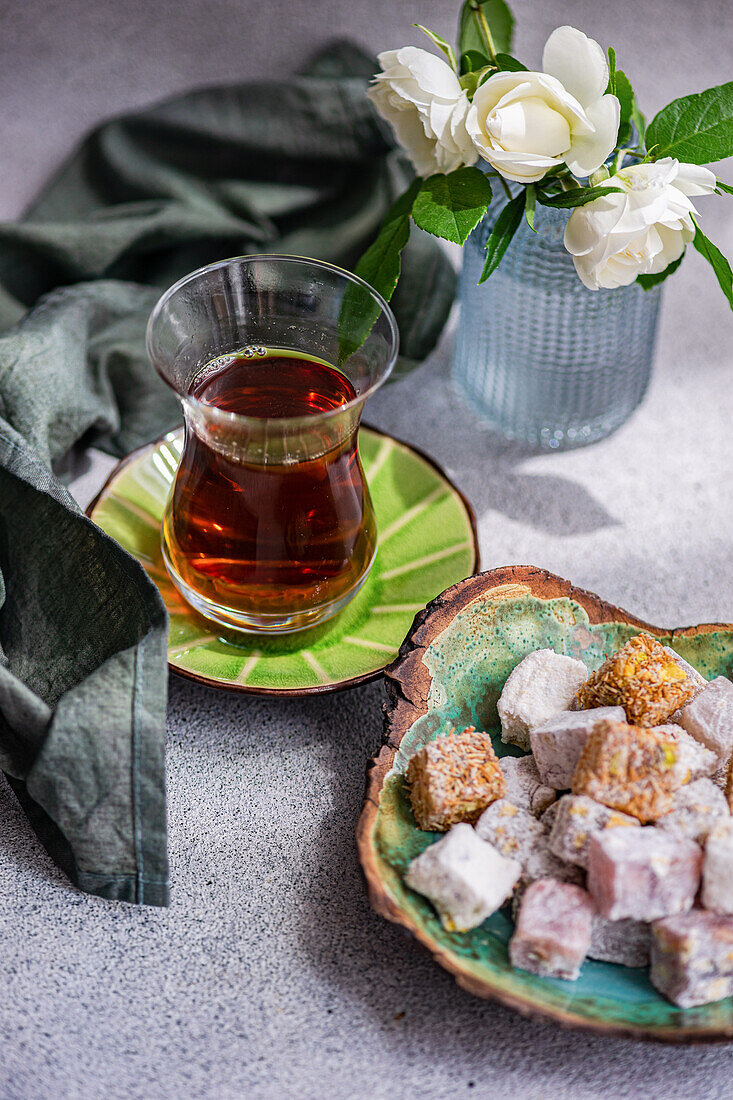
top-left (2, 0), bottom-right (733, 1096)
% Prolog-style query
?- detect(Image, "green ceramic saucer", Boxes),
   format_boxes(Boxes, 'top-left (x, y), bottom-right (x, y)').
top-left (88, 426), bottom-right (478, 695)
top-left (358, 567), bottom-right (733, 1042)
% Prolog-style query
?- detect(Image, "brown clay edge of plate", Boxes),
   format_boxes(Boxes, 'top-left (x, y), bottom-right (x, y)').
top-left (85, 423), bottom-right (480, 698)
top-left (356, 564), bottom-right (733, 1043)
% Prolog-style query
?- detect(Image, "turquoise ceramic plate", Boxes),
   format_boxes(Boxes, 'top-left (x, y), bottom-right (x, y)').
top-left (88, 426), bottom-right (478, 695)
top-left (357, 566), bottom-right (733, 1041)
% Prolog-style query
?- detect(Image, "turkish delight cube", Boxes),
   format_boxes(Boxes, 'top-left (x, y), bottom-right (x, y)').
top-left (661, 725), bottom-right (718, 785)
top-left (548, 794), bottom-right (639, 869)
top-left (587, 826), bottom-right (702, 921)
top-left (404, 823), bottom-right (521, 932)
top-left (497, 649), bottom-right (588, 750)
top-left (656, 779), bottom-right (729, 844)
top-left (651, 912), bottom-right (733, 1008)
top-left (589, 915), bottom-right (651, 968)
top-left (676, 677), bottom-right (733, 765)
top-left (509, 879), bottom-right (593, 981)
top-left (475, 799), bottom-right (546, 864)
top-left (702, 818), bottom-right (733, 914)
top-left (575, 634), bottom-right (699, 726)
top-left (530, 706), bottom-right (625, 790)
top-left (406, 726), bottom-right (506, 831)
top-left (499, 754), bottom-right (557, 817)
top-left (571, 719), bottom-right (683, 822)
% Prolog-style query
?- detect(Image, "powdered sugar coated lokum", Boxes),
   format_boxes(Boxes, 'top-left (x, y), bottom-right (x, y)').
top-left (587, 826), bottom-right (702, 922)
top-left (530, 707), bottom-right (625, 790)
top-left (509, 878), bottom-right (593, 981)
top-left (497, 649), bottom-right (588, 751)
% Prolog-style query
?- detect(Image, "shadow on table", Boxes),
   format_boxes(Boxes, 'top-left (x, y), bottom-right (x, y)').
top-left (368, 341), bottom-right (620, 539)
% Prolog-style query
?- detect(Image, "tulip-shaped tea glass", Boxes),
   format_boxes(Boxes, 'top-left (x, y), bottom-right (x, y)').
top-left (147, 255), bottom-right (399, 634)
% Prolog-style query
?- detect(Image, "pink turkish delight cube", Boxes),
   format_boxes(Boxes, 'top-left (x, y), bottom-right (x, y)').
top-left (587, 827), bottom-right (702, 922)
top-left (676, 677), bottom-right (733, 764)
top-left (530, 707), bottom-right (625, 790)
top-left (589, 915), bottom-right (651, 968)
top-left (651, 911), bottom-right (733, 1008)
top-left (509, 878), bottom-right (593, 981)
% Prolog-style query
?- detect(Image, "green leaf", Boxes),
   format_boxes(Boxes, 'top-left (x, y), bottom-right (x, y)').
top-left (337, 180), bottom-right (420, 363)
top-left (412, 167), bottom-right (492, 246)
top-left (637, 252), bottom-right (685, 289)
top-left (536, 185), bottom-right (625, 209)
top-left (414, 24), bottom-right (457, 71)
top-left (458, 0), bottom-right (513, 58)
top-left (460, 48), bottom-right (490, 74)
top-left (479, 191), bottom-right (525, 283)
top-left (524, 184), bottom-right (537, 232)
top-left (646, 81), bottom-right (733, 165)
top-left (692, 221), bottom-right (733, 309)
top-left (606, 46), bottom-right (617, 96)
top-left (494, 53), bottom-right (527, 72)
top-left (716, 179), bottom-right (733, 195)
top-left (615, 70), bottom-right (635, 146)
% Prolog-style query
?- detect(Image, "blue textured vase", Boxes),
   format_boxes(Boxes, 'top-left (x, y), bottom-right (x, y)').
top-left (452, 196), bottom-right (663, 449)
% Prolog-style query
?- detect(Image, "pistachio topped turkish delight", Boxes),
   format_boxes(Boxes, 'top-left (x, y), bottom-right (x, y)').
top-left (575, 634), bottom-right (699, 726)
top-left (406, 727), bottom-right (505, 831)
top-left (571, 719), bottom-right (685, 822)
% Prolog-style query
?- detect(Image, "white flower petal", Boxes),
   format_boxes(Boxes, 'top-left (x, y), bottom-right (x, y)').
top-left (391, 47), bottom-right (463, 99)
top-left (564, 94), bottom-right (620, 177)
top-left (542, 25), bottom-right (609, 108)
top-left (673, 161), bottom-right (718, 197)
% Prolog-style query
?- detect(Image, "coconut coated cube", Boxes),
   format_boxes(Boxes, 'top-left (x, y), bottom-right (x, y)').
top-left (589, 915), bottom-right (651, 968)
top-left (656, 779), bottom-right (729, 844)
top-left (499, 754), bottom-right (557, 817)
top-left (404, 823), bottom-right (521, 932)
top-left (549, 794), bottom-right (639, 869)
top-left (587, 827), bottom-right (702, 922)
top-left (497, 649), bottom-right (588, 751)
top-left (509, 878), bottom-right (593, 981)
top-left (651, 912), bottom-right (733, 1008)
top-left (676, 677), bottom-right (733, 765)
top-left (572, 719), bottom-right (684, 822)
top-left (575, 634), bottom-right (699, 726)
top-left (406, 726), bottom-right (506, 831)
top-left (702, 818), bottom-right (733, 914)
top-left (530, 706), bottom-right (625, 790)
top-left (475, 800), bottom-right (546, 864)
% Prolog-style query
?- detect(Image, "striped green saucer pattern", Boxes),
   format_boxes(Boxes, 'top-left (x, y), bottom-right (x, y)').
top-left (89, 427), bottom-right (478, 694)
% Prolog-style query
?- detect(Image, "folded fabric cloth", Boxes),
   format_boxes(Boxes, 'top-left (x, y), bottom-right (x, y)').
top-left (0, 41), bottom-right (456, 905)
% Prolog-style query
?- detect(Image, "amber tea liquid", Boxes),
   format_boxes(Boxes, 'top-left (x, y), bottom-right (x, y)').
top-left (162, 349), bottom-right (376, 630)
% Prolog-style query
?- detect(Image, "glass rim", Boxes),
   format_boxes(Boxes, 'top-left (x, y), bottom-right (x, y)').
top-left (146, 253), bottom-right (400, 429)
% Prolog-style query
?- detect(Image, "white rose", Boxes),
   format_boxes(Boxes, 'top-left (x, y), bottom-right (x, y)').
top-left (368, 47), bottom-right (478, 177)
top-left (564, 158), bottom-right (717, 290)
top-left (466, 25), bottom-right (620, 183)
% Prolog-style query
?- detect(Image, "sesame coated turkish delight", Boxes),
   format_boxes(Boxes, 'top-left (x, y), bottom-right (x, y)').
top-left (404, 823), bottom-right (521, 933)
top-left (509, 879), bottom-right (593, 981)
top-left (575, 634), bottom-right (699, 726)
top-left (475, 800), bottom-right (546, 864)
top-left (530, 706), bottom-right (625, 790)
top-left (406, 727), bottom-right (505, 831)
top-left (587, 827), bottom-right (702, 922)
top-left (548, 794), bottom-right (639, 869)
top-left (498, 754), bottom-right (557, 817)
top-left (497, 649), bottom-right (588, 751)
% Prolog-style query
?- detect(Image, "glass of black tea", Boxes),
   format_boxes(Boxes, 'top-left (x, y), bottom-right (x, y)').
top-left (146, 255), bottom-right (399, 634)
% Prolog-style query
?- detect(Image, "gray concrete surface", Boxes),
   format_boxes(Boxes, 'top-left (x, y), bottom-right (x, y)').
top-left (2, 0), bottom-right (733, 1097)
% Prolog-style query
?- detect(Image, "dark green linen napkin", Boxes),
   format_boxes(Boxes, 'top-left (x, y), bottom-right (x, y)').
top-left (0, 41), bottom-right (456, 905)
